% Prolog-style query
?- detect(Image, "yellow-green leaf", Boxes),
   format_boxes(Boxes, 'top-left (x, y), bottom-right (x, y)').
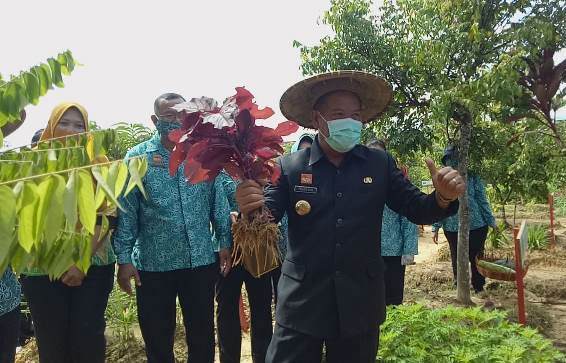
top-left (77, 170), bottom-right (96, 234)
top-left (46, 149), bottom-right (57, 172)
top-left (113, 161), bottom-right (129, 197)
top-left (34, 177), bottom-right (56, 246)
top-left (125, 158), bottom-right (147, 198)
top-left (63, 170), bottom-right (79, 231)
top-left (92, 165), bottom-right (123, 210)
top-left (86, 134), bottom-right (95, 162)
top-left (77, 233), bottom-right (92, 274)
top-left (18, 182), bottom-right (40, 252)
top-left (43, 175), bottom-right (65, 245)
top-left (0, 186), bottom-right (17, 274)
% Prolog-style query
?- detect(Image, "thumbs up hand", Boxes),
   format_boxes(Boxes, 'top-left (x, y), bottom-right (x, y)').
top-left (425, 159), bottom-right (466, 207)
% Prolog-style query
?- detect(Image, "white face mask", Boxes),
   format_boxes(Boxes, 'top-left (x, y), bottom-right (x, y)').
top-left (319, 114), bottom-right (363, 153)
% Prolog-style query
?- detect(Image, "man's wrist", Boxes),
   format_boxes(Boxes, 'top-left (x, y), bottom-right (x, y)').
top-left (435, 192), bottom-right (453, 209)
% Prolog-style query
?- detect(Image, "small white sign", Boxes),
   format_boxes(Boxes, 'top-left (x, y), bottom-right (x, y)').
top-left (421, 180), bottom-right (433, 187)
top-left (518, 220), bottom-right (528, 269)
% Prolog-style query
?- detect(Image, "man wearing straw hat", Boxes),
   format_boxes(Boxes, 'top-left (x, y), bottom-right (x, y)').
top-left (236, 71), bottom-right (466, 362)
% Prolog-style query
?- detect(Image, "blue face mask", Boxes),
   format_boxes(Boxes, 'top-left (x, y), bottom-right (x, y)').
top-left (320, 115), bottom-right (363, 153)
top-left (155, 118), bottom-right (181, 137)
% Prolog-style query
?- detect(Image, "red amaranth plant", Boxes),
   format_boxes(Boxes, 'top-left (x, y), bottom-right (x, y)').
top-left (168, 87), bottom-right (298, 184)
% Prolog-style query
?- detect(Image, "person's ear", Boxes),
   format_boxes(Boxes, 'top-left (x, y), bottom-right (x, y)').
top-left (312, 111), bottom-right (324, 130)
top-left (151, 115), bottom-right (158, 126)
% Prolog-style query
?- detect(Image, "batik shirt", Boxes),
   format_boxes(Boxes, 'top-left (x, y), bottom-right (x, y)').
top-left (113, 134), bottom-right (232, 271)
top-left (0, 268), bottom-right (20, 316)
top-left (381, 205), bottom-right (418, 256)
top-left (433, 175), bottom-right (496, 233)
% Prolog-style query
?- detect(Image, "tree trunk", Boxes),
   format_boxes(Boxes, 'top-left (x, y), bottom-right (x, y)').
top-left (456, 109), bottom-right (473, 305)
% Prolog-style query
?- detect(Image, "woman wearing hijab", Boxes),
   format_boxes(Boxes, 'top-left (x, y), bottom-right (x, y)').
top-left (366, 139), bottom-right (418, 306)
top-left (20, 102), bottom-right (116, 363)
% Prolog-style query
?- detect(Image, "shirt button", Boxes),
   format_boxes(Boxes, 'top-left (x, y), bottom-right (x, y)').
top-left (336, 218), bottom-right (344, 226)
top-left (336, 192), bottom-right (343, 198)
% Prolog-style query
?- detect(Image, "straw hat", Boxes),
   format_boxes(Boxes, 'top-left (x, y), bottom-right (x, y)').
top-left (280, 70), bottom-right (393, 128)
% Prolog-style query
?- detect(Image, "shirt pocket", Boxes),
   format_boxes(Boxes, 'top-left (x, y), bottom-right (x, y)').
top-left (281, 259), bottom-right (306, 282)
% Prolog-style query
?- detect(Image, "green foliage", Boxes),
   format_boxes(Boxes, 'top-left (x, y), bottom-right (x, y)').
top-left (0, 50), bottom-right (77, 145)
top-left (528, 224), bottom-right (549, 250)
top-left (378, 304), bottom-right (565, 362)
top-left (0, 130), bottom-right (148, 278)
top-left (487, 222), bottom-right (510, 249)
top-left (107, 122), bottom-right (155, 160)
top-left (105, 286), bottom-right (138, 344)
top-left (554, 194), bottom-right (566, 217)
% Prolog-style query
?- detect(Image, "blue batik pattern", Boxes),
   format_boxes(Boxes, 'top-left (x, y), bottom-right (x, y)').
top-left (381, 205), bottom-right (418, 256)
top-left (113, 134), bottom-right (232, 271)
top-left (433, 175), bottom-right (496, 233)
top-left (0, 268), bottom-right (20, 317)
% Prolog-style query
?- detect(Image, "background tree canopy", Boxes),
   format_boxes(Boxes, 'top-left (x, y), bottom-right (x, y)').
top-left (295, 0), bottom-right (566, 303)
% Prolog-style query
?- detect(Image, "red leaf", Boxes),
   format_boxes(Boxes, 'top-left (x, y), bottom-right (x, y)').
top-left (250, 104), bottom-right (275, 120)
top-left (224, 162), bottom-right (244, 181)
top-left (169, 144), bottom-right (187, 176)
top-left (181, 112), bottom-right (201, 130)
top-left (235, 87), bottom-right (254, 110)
top-left (274, 121), bottom-right (299, 137)
top-left (168, 128), bottom-right (186, 144)
top-left (236, 109), bottom-right (254, 135)
top-left (268, 162), bottom-right (281, 184)
top-left (255, 147), bottom-right (279, 160)
top-left (184, 159), bottom-right (211, 184)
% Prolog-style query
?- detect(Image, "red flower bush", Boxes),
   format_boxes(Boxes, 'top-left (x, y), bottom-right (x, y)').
top-left (168, 88), bottom-right (298, 184)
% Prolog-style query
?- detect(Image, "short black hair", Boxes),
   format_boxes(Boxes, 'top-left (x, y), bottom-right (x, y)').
top-left (366, 138), bottom-right (386, 151)
top-left (313, 90), bottom-right (362, 112)
top-left (31, 128), bottom-right (45, 144)
top-left (154, 93), bottom-right (186, 115)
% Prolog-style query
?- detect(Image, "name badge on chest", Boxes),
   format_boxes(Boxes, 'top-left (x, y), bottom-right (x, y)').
top-left (294, 185), bottom-right (318, 194)
top-left (152, 154), bottom-right (164, 167)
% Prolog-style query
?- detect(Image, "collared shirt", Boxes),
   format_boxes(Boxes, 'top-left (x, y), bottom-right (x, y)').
top-left (433, 174), bottom-right (496, 233)
top-left (381, 205), bottom-right (418, 256)
top-left (112, 134), bottom-right (232, 272)
top-left (265, 138), bottom-right (458, 337)
top-left (0, 268), bottom-right (21, 317)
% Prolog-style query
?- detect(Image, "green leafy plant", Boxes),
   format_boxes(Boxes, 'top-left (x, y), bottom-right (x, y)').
top-left (378, 304), bottom-right (565, 362)
top-left (107, 122), bottom-right (155, 160)
top-left (528, 224), bottom-right (550, 250)
top-left (0, 130), bottom-right (148, 278)
top-left (487, 222), bottom-right (510, 249)
top-left (0, 50), bottom-right (77, 145)
top-left (554, 194), bottom-right (566, 217)
top-left (105, 286), bottom-right (138, 345)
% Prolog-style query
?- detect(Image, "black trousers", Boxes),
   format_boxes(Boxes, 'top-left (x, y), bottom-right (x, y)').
top-left (216, 265), bottom-right (273, 363)
top-left (136, 263), bottom-right (218, 363)
top-left (266, 323), bottom-right (379, 363)
top-left (20, 264), bottom-right (115, 363)
top-left (444, 226), bottom-right (488, 292)
top-left (271, 267), bottom-right (281, 306)
top-left (382, 256), bottom-right (406, 306)
top-left (0, 307), bottom-right (20, 363)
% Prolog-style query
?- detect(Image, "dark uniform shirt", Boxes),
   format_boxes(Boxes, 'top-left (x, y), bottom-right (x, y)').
top-left (265, 138), bottom-right (458, 338)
